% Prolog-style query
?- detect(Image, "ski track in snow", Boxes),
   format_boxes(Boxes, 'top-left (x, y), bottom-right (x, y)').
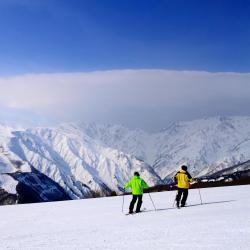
top-left (0, 185), bottom-right (249, 250)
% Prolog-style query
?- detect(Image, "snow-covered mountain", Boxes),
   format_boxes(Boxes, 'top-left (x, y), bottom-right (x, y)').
top-left (75, 116), bottom-right (250, 179)
top-left (1, 116), bottom-right (250, 201)
top-left (0, 124), bottom-right (161, 200)
top-left (0, 125), bottom-right (71, 204)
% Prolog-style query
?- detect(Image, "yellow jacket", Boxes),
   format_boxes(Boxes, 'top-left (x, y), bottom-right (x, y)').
top-left (174, 169), bottom-right (193, 189)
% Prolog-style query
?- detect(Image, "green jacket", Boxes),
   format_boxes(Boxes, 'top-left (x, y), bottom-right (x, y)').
top-left (124, 176), bottom-right (149, 195)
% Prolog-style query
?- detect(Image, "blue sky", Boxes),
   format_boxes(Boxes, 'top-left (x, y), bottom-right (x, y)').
top-left (0, 0), bottom-right (249, 76)
top-left (0, 0), bottom-right (250, 129)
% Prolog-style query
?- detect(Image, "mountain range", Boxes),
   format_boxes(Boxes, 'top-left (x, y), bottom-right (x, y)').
top-left (1, 116), bottom-right (250, 202)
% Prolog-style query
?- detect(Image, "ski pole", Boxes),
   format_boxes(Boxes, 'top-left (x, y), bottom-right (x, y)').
top-left (122, 193), bottom-right (125, 213)
top-left (122, 195), bottom-right (124, 213)
top-left (173, 190), bottom-right (178, 207)
top-left (196, 181), bottom-right (203, 205)
top-left (172, 199), bottom-right (176, 207)
top-left (148, 192), bottom-right (157, 211)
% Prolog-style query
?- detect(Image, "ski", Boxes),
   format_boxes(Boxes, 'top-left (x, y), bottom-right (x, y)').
top-left (125, 212), bottom-right (135, 215)
top-left (125, 208), bottom-right (147, 215)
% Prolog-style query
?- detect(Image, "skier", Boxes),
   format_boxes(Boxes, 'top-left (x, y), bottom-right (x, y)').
top-left (124, 172), bottom-right (149, 214)
top-left (174, 165), bottom-right (193, 208)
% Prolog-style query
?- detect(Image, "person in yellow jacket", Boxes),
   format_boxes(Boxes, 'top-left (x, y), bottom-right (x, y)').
top-left (174, 165), bottom-right (193, 208)
top-left (124, 172), bottom-right (149, 214)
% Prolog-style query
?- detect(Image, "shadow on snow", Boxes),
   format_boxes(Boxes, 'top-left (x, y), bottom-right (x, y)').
top-left (143, 200), bottom-right (236, 213)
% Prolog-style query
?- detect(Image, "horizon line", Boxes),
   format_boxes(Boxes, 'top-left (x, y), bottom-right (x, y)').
top-left (1, 68), bottom-right (250, 79)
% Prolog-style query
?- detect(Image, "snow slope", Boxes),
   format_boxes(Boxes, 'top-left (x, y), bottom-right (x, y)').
top-left (0, 185), bottom-right (249, 249)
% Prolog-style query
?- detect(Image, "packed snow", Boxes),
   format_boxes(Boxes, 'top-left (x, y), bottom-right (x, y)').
top-left (0, 185), bottom-right (249, 249)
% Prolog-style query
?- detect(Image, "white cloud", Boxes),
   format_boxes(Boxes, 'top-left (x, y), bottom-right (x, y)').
top-left (0, 69), bottom-right (250, 129)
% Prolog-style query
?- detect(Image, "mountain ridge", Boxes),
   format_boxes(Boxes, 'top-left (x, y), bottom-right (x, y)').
top-left (1, 115), bottom-right (250, 201)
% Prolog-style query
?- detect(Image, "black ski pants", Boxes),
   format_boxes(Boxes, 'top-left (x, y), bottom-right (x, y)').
top-left (129, 195), bottom-right (143, 212)
top-left (176, 188), bottom-right (188, 206)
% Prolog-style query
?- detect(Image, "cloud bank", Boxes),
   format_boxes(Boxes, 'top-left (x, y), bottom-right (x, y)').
top-left (0, 69), bottom-right (250, 130)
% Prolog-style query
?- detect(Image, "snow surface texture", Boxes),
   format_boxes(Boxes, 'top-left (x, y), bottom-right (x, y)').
top-left (1, 116), bottom-right (250, 198)
top-left (0, 185), bottom-right (249, 250)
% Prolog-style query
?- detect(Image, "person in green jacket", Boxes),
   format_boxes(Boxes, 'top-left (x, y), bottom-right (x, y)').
top-left (124, 172), bottom-right (149, 214)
